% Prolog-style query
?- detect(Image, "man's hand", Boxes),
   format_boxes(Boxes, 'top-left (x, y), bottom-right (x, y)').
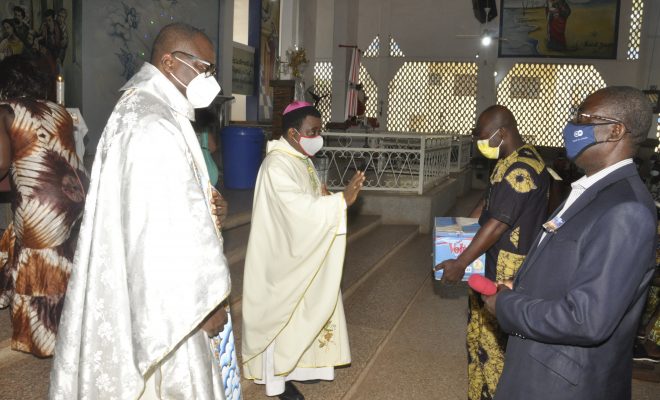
top-left (322, 184), bottom-right (331, 196)
top-left (201, 303), bottom-right (229, 337)
top-left (435, 259), bottom-right (467, 284)
top-left (482, 292), bottom-right (498, 316)
top-left (434, 218), bottom-right (508, 285)
top-left (211, 188), bottom-right (228, 230)
top-left (343, 171), bottom-right (366, 206)
top-left (498, 280), bottom-right (514, 290)
top-left (482, 284), bottom-right (511, 316)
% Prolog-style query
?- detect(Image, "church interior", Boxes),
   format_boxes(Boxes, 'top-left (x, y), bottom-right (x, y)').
top-left (1, 0), bottom-right (660, 399)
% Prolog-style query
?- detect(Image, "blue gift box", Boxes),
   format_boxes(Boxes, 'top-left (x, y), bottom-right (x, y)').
top-left (433, 217), bottom-right (486, 280)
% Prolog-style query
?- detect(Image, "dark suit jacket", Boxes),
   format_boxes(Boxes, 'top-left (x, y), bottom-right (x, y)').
top-left (494, 163), bottom-right (657, 400)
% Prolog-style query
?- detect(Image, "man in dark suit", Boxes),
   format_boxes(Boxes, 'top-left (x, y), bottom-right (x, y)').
top-left (483, 86), bottom-right (657, 400)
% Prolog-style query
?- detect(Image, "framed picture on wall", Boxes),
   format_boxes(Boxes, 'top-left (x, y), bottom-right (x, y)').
top-left (0, 1), bottom-right (32, 59)
top-left (259, 0), bottom-right (280, 121)
top-left (0, 1), bottom-right (74, 67)
top-left (498, 0), bottom-right (621, 59)
top-left (30, 0), bottom-right (74, 67)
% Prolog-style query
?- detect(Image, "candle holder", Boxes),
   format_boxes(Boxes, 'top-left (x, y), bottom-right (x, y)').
top-left (286, 46), bottom-right (308, 80)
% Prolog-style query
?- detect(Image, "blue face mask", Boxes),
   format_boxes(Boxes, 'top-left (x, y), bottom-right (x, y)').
top-left (562, 122), bottom-right (610, 161)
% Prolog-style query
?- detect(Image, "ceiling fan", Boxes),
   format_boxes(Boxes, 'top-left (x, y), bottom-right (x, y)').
top-left (456, 7), bottom-right (507, 46)
top-left (456, 29), bottom-right (507, 46)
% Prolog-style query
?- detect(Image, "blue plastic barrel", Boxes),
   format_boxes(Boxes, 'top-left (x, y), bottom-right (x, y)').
top-left (220, 126), bottom-right (265, 189)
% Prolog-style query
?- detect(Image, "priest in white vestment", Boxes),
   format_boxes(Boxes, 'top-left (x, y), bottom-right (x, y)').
top-left (242, 102), bottom-right (365, 399)
top-left (49, 24), bottom-right (235, 399)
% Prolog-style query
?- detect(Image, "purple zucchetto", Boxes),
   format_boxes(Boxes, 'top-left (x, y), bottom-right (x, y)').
top-left (283, 101), bottom-right (314, 115)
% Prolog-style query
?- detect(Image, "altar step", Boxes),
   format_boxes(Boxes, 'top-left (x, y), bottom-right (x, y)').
top-left (2, 188), bottom-right (660, 400)
top-left (0, 308), bottom-right (51, 400)
top-left (0, 212), bottom-right (413, 400)
top-left (224, 213), bottom-right (391, 308)
top-left (238, 224), bottom-right (427, 400)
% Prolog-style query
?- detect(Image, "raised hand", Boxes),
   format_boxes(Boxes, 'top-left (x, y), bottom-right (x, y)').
top-left (343, 171), bottom-right (366, 206)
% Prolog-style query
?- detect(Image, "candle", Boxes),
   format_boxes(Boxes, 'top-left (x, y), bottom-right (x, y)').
top-left (56, 75), bottom-right (65, 106)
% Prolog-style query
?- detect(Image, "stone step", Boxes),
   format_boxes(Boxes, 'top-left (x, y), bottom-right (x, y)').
top-left (0, 213), bottom-right (381, 336)
top-left (0, 308), bottom-right (10, 343)
top-left (0, 220), bottom-right (258, 352)
top-left (226, 214), bottom-right (385, 307)
top-left (239, 233), bottom-right (432, 400)
top-left (341, 224), bottom-right (418, 297)
top-left (223, 209), bottom-right (251, 231)
top-left (1, 310), bottom-right (52, 400)
top-left (235, 218), bottom-right (410, 398)
top-left (346, 214), bottom-right (381, 240)
top-left (0, 350), bottom-right (51, 400)
top-left (446, 189), bottom-right (484, 217)
top-left (0, 215), bottom-right (417, 400)
top-left (347, 280), bottom-right (660, 400)
top-left (347, 278), bottom-right (469, 400)
top-left (223, 222), bottom-right (252, 266)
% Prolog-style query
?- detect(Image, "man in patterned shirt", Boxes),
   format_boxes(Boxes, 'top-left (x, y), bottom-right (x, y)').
top-left (435, 105), bottom-right (549, 400)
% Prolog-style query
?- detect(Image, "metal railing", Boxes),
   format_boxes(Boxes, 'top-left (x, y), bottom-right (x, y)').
top-left (315, 132), bottom-right (453, 194)
top-left (450, 135), bottom-right (472, 172)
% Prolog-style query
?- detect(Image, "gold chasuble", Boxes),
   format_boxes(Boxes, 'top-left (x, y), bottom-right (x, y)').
top-left (242, 138), bottom-right (351, 385)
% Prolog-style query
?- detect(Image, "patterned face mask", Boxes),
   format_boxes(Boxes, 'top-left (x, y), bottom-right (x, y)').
top-left (562, 112), bottom-right (627, 161)
top-left (561, 122), bottom-right (624, 161)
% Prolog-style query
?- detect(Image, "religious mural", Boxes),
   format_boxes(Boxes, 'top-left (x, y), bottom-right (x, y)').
top-left (498, 0), bottom-right (621, 59)
top-left (0, 1), bottom-right (73, 69)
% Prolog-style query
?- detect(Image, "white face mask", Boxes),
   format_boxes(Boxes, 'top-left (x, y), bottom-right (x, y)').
top-left (186, 73), bottom-right (221, 108)
top-left (295, 130), bottom-right (324, 156)
top-left (170, 55), bottom-right (221, 108)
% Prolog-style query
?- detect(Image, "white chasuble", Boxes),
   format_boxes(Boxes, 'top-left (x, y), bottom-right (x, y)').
top-left (49, 63), bottom-right (232, 400)
top-left (241, 138), bottom-right (351, 384)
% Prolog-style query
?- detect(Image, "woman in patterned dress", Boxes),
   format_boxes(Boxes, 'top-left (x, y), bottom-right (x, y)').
top-left (0, 55), bottom-right (88, 357)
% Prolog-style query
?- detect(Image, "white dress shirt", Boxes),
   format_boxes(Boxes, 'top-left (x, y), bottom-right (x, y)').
top-left (540, 158), bottom-right (633, 242)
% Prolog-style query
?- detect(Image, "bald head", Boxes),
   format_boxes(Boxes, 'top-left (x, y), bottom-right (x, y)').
top-left (580, 86), bottom-right (652, 146)
top-left (480, 105), bottom-right (517, 131)
top-left (473, 104), bottom-right (524, 159)
top-left (474, 104), bottom-right (521, 143)
top-left (150, 23), bottom-right (210, 64)
top-left (150, 23), bottom-right (216, 97)
top-left (570, 86), bottom-right (653, 173)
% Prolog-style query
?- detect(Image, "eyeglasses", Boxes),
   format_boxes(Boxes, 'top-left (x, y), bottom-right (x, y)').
top-left (171, 50), bottom-right (216, 77)
top-left (573, 112), bottom-right (623, 125)
top-left (572, 112), bottom-right (630, 132)
top-left (295, 128), bottom-right (322, 137)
